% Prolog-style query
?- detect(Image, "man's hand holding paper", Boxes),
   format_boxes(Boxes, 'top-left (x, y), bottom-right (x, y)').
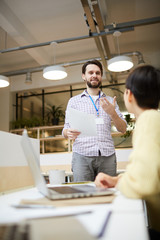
top-left (66, 128), bottom-right (81, 140)
top-left (67, 108), bottom-right (97, 137)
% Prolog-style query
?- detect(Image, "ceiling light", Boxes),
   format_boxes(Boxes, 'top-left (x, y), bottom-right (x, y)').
top-left (43, 42), bottom-right (67, 80)
top-left (107, 56), bottom-right (134, 72)
top-left (0, 75), bottom-right (10, 88)
top-left (108, 31), bottom-right (134, 72)
top-left (43, 65), bottom-right (67, 80)
top-left (25, 72), bottom-right (32, 84)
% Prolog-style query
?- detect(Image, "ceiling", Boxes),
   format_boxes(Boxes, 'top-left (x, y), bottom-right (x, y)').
top-left (0, 0), bottom-right (160, 84)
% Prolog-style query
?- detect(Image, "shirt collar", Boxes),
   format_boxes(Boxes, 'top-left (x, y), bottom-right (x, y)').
top-left (80, 90), bottom-right (106, 98)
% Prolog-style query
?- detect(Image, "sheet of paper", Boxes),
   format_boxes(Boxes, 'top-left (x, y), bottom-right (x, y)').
top-left (67, 108), bottom-right (97, 136)
top-left (29, 217), bottom-right (95, 240)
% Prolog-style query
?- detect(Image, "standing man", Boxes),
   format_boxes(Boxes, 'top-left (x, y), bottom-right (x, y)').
top-left (62, 60), bottom-right (126, 182)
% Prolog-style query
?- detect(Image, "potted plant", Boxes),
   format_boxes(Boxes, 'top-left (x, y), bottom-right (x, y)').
top-left (10, 117), bottom-right (43, 129)
top-left (46, 105), bottom-right (65, 125)
top-left (122, 114), bottom-right (135, 138)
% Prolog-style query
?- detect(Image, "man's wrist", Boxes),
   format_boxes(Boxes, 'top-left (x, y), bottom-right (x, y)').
top-left (63, 129), bottom-right (68, 139)
top-left (110, 109), bottom-right (117, 120)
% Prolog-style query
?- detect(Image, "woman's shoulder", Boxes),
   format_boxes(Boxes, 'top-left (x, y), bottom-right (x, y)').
top-left (139, 109), bottom-right (160, 120)
top-left (137, 109), bottom-right (160, 132)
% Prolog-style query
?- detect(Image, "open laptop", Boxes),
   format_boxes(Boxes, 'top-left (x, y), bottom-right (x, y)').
top-left (21, 130), bottom-right (114, 200)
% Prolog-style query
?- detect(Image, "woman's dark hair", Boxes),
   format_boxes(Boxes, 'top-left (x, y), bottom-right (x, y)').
top-left (126, 65), bottom-right (160, 109)
top-left (82, 59), bottom-right (103, 76)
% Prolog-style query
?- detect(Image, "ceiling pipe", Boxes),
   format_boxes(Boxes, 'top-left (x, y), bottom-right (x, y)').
top-left (132, 51), bottom-right (145, 64)
top-left (0, 27), bottom-right (134, 54)
top-left (0, 17), bottom-right (157, 54)
top-left (0, 51), bottom-right (144, 77)
top-left (0, 57), bottom-right (103, 77)
top-left (104, 16), bottom-right (160, 31)
top-left (112, 51), bottom-right (145, 64)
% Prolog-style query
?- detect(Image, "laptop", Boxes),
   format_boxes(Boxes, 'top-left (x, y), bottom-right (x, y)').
top-left (21, 130), bottom-right (114, 200)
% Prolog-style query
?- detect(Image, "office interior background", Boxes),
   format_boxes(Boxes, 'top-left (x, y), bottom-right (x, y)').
top-left (0, 0), bottom-right (160, 151)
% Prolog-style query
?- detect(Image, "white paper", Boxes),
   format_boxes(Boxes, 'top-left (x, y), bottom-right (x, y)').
top-left (67, 108), bottom-right (97, 136)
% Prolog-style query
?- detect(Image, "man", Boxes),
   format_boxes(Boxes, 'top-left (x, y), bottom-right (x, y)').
top-left (62, 60), bottom-right (126, 181)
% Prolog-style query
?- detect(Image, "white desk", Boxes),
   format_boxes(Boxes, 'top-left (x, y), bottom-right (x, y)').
top-left (0, 187), bottom-right (149, 240)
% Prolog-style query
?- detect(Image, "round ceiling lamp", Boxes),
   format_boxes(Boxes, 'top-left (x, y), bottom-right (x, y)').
top-left (107, 56), bottom-right (134, 72)
top-left (43, 65), bottom-right (67, 80)
top-left (0, 75), bottom-right (10, 88)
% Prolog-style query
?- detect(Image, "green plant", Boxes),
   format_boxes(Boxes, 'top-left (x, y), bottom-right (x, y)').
top-left (122, 114), bottom-right (135, 138)
top-left (11, 117), bottom-right (43, 129)
top-left (46, 105), bottom-right (65, 125)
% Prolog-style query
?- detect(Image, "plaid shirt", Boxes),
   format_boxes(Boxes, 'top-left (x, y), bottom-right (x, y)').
top-left (63, 90), bottom-right (125, 156)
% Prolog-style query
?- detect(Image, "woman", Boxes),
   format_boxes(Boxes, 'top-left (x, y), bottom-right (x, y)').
top-left (95, 65), bottom-right (160, 240)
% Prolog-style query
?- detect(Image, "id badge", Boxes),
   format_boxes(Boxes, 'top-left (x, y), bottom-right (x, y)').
top-left (95, 117), bottom-right (104, 125)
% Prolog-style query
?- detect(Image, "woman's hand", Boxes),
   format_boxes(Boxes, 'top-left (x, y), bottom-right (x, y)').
top-left (95, 172), bottom-right (119, 188)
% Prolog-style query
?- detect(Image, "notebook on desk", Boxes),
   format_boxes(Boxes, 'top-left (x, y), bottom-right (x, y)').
top-left (21, 130), bottom-right (114, 200)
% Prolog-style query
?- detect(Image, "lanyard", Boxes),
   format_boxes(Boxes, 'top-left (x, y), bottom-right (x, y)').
top-left (88, 91), bottom-right (101, 117)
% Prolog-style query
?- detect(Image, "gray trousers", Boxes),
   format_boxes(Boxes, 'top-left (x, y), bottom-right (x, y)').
top-left (72, 152), bottom-right (117, 182)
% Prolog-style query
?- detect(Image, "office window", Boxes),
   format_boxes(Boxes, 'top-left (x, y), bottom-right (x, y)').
top-left (19, 94), bottom-right (42, 119)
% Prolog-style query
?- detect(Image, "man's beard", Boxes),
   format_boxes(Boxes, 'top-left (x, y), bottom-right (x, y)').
top-left (86, 80), bottom-right (101, 88)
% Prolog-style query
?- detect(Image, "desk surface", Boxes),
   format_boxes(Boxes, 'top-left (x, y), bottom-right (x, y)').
top-left (0, 187), bottom-right (149, 240)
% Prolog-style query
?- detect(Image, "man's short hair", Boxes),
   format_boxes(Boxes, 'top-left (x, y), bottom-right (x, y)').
top-left (82, 59), bottom-right (103, 76)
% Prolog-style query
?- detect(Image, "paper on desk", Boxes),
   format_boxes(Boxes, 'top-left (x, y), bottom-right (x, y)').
top-left (67, 108), bottom-right (97, 136)
top-left (29, 216), bottom-right (95, 240)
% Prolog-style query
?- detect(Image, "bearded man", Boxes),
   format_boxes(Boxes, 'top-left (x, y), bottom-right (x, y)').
top-left (63, 60), bottom-right (126, 181)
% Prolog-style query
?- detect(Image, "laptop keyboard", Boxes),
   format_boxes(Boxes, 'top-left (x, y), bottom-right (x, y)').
top-left (48, 186), bottom-right (85, 194)
top-left (48, 185), bottom-right (105, 194)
